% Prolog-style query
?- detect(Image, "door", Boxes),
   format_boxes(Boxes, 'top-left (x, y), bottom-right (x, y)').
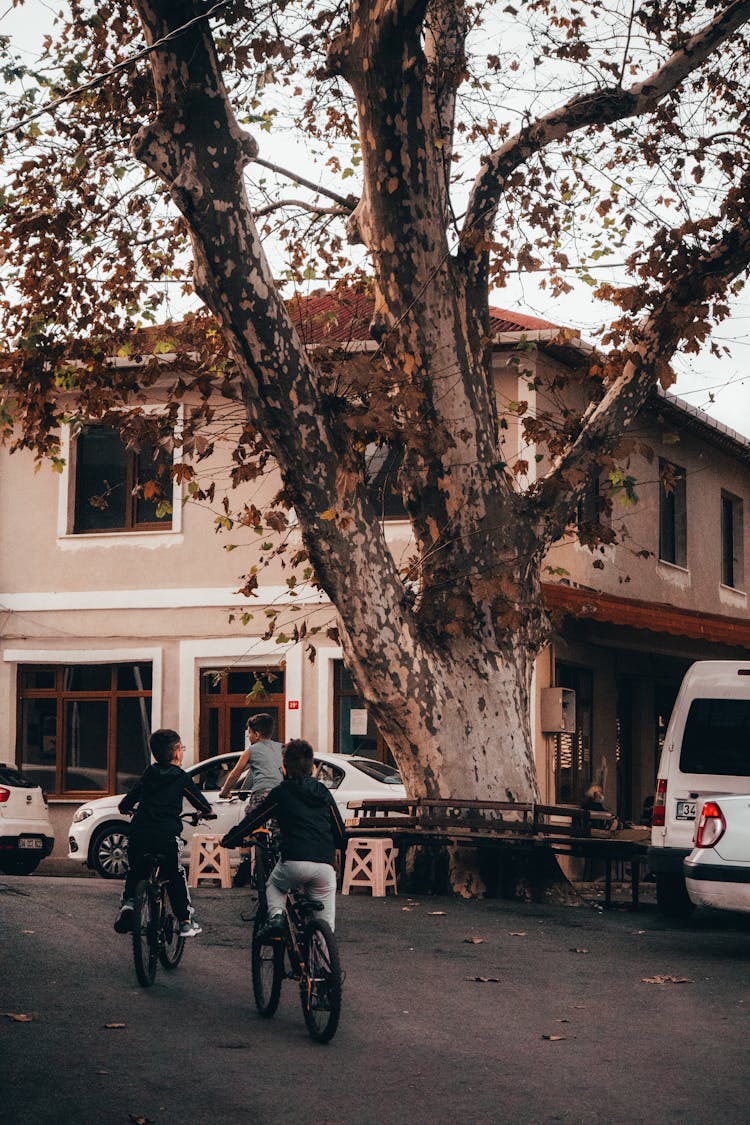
top-left (199, 666), bottom-right (286, 760)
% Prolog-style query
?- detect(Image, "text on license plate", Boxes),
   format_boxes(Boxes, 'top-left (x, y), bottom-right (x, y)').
top-left (676, 801), bottom-right (697, 820)
top-left (19, 837), bottom-right (43, 849)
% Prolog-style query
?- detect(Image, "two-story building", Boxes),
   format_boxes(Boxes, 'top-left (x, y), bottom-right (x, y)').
top-left (2, 289), bottom-right (750, 852)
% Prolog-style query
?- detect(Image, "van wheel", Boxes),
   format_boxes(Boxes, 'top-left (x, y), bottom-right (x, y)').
top-left (656, 873), bottom-right (694, 918)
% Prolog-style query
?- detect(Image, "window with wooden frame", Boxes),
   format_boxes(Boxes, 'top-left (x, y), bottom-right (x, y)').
top-left (199, 667), bottom-right (286, 762)
top-left (16, 663), bottom-right (153, 797)
top-left (73, 423), bottom-right (172, 533)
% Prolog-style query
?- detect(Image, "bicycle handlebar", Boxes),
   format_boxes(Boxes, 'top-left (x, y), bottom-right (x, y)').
top-left (181, 811), bottom-right (217, 827)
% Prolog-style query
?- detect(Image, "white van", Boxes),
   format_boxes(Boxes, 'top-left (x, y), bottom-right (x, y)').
top-left (649, 660), bottom-right (750, 916)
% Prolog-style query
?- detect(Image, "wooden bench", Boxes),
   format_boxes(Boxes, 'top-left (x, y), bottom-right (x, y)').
top-left (346, 796), bottom-right (647, 907)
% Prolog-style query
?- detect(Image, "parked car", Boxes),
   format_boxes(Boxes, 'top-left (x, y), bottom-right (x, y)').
top-left (648, 660), bottom-right (750, 917)
top-left (684, 795), bottom-right (750, 914)
top-left (68, 750), bottom-right (406, 878)
top-left (0, 763), bottom-right (55, 875)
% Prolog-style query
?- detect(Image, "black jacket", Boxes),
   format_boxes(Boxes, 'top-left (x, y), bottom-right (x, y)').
top-left (119, 763), bottom-right (212, 837)
top-left (221, 777), bottom-right (346, 864)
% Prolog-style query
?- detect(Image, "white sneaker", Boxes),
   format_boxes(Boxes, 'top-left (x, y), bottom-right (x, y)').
top-left (179, 919), bottom-right (202, 937)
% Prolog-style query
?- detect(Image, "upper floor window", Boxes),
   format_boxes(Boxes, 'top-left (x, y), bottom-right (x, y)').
top-left (576, 475), bottom-right (611, 546)
top-left (659, 459), bottom-right (687, 568)
top-left (364, 443), bottom-right (407, 520)
top-left (721, 491), bottom-right (744, 590)
top-left (73, 424), bottom-right (172, 534)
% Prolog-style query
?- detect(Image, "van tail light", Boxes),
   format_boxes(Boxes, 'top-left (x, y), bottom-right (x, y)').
top-left (695, 801), bottom-right (726, 848)
top-left (0, 786), bottom-right (10, 803)
top-left (651, 778), bottom-right (667, 827)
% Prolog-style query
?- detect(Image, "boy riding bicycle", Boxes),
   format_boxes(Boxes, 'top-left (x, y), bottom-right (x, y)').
top-left (114, 729), bottom-right (214, 937)
top-left (221, 738), bottom-right (346, 937)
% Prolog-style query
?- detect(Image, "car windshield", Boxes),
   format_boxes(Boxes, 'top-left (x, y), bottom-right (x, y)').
top-left (0, 763), bottom-right (37, 788)
top-left (349, 758), bottom-right (403, 784)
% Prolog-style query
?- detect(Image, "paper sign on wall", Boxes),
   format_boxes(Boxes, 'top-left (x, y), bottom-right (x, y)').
top-left (349, 708), bottom-right (369, 736)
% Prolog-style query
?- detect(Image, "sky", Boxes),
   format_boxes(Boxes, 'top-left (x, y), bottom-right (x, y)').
top-left (2, 0), bottom-right (749, 438)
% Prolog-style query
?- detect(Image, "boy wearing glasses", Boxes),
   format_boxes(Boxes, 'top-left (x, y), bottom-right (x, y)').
top-left (113, 728), bottom-right (214, 937)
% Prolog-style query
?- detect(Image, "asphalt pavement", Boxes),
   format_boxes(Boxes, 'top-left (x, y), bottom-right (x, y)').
top-left (2, 872), bottom-right (749, 1125)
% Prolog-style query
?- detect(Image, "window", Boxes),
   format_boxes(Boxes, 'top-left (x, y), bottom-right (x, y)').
top-left (17, 663), bottom-right (153, 796)
top-left (333, 660), bottom-right (392, 763)
top-left (576, 475), bottom-right (611, 545)
top-left (199, 667), bottom-right (285, 761)
top-left (658, 459), bottom-right (687, 567)
top-left (680, 698), bottom-right (750, 776)
top-left (721, 491), bottom-right (744, 589)
top-left (364, 443), bottom-right (406, 519)
top-left (73, 424), bottom-right (172, 533)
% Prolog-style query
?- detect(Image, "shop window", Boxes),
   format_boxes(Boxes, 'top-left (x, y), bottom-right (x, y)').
top-left (17, 663), bottom-right (153, 796)
top-left (658, 459), bottom-right (687, 567)
top-left (333, 660), bottom-right (391, 762)
top-left (73, 424), bottom-right (172, 533)
top-left (721, 491), bottom-right (744, 589)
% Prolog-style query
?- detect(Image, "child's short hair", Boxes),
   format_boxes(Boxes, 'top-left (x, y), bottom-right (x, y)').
top-left (283, 738), bottom-right (314, 781)
top-left (150, 728), bottom-right (181, 766)
top-left (246, 712), bottom-right (275, 739)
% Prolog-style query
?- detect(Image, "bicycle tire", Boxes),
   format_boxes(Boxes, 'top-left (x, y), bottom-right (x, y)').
top-left (158, 897), bottom-right (186, 970)
top-left (251, 907), bottom-right (284, 1017)
top-left (132, 880), bottom-right (159, 987)
top-left (300, 918), bottom-right (342, 1043)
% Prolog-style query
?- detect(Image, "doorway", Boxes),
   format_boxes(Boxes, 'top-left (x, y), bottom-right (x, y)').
top-left (199, 666), bottom-right (286, 760)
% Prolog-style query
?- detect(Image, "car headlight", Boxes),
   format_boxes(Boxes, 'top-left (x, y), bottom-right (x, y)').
top-left (72, 807), bottom-right (94, 824)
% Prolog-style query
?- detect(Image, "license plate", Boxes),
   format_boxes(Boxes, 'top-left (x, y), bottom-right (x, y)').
top-left (19, 837), bottom-right (43, 849)
top-left (676, 801), bottom-right (697, 821)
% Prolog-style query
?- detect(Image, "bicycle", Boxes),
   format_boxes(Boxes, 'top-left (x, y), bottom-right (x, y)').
top-left (248, 829), bottom-right (343, 1043)
top-left (131, 810), bottom-right (215, 988)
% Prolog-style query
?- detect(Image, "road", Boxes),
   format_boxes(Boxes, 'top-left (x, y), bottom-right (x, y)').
top-left (2, 874), bottom-right (749, 1125)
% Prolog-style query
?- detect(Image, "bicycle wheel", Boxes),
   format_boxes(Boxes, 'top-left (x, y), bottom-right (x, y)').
top-left (251, 908), bottom-right (284, 1017)
top-left (300, 918), bottom-right (342, 1043)
top-left (132, 880), bottom-right (159, 987)
top-left (158, 894), bottom-right (185, 970)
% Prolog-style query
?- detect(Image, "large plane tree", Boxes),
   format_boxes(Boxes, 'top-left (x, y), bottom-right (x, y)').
top-left (2, 1), bottom-right (750, 822)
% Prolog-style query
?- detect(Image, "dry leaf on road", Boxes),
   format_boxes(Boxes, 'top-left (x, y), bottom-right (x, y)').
top-left (428, 911), bottom-right (447, 916)
top-left (463, 936), bottom-right (485, 944)
top-left (509, 931), bottom-right (527, 937)
top-left (466, 976), bottom-right (502, 983)
top-left (103, 1022), bottom-right (127, 1029)
top-left (641, 975), bottom-right (693, 985)
top-left (569, 948), bottom-right (590, 954)
top-left (542, 1034), bottom-right (566, 1041)
top-left (2, 1012), bottom-right (35, 1022)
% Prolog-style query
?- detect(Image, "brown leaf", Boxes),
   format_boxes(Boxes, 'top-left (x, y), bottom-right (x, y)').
top-left (641, 975), bottom-right (693, 985)
top-left (542, 1034), bottom-right (566, 1041)
top-left (509, 931), bottom-right (527, 937)
top-left (463, 936), bottom-right (485, 944)
top-left (466, 976), bottom-right (501, 983)
top-left (2, 1012), bottom-right (35, 1022)
top-left (103, 1022), bottom-right (127, 1029)
top-left (569, 948), bottom-right (590, 954)
top-left (428, 911), bottom-right (446, 916)
top-left (128, 1116), bottom-right (154, 1124)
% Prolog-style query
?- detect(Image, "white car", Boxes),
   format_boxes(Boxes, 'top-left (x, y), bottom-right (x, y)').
top-left (68, 750), bottom-right (405, 878)
top-left (0, 763), bottom-right (55, 875)
top-left (684, 795), bottom-right (750, 914)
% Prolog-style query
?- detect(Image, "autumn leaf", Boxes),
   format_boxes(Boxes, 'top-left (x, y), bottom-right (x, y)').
top-left (509, 931), bottom-right (527, 937)
top-left (103, 1022), bottom-right (127, 1029)
top-left (2, 1012), bottom-right (35, 1022)
top-left (466, 976), bottom-right (501, 983)
top-left (319, 508), bottom-right (337, 521)
top-left (428, 911), bottom-right (446, 916)
top-left (463, 936), bottom-right (485, 944)
top-left (542, 1034), bottom-right (566, 1041)
top-left (641, 975), bottom-right (693, 985)
top-left (569, 948), bottom-right (590, 954)
top-left (128, 1115), bottom-right (154, 1124)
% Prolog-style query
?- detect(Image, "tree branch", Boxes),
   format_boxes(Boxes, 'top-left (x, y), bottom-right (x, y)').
top-left (531, 211), bottom-right (750, 544)
top-left (462, 0), bottom-right (750, 242)
top-left (253, 155), bottom-right (357, 211)
top-left (253, 197), bottom-right (349, 220)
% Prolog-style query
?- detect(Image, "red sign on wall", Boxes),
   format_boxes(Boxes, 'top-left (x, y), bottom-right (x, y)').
top-left (288, 700), bottom-right (300, 710)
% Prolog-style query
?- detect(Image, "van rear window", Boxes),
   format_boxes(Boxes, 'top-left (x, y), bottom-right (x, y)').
top-left (680, 698), bottom-right (750, 775)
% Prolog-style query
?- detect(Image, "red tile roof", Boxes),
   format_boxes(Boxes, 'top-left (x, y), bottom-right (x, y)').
top-left (544, 583), bottom-right (750, 650)
top-left (285, 288), bottom-right (558, 346)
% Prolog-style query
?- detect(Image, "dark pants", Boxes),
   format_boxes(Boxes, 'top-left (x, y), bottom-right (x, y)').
top-left (123, 832), bottom-right (191, 921)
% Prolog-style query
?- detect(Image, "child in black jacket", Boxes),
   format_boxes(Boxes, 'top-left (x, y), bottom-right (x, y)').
top-left (221, 738), bottom-right (345, 935)
top-left (114, 729), bottom-right (213, 936)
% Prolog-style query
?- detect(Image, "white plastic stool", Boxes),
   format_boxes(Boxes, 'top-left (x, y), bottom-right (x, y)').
top-left (342, 837), bottom-right (398, 897)
top-left (187, 833), bottom-right (232, 889)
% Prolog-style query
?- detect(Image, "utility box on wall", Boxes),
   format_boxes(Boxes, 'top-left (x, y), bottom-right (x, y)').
top-left (540, 687), bottom-right (576, 733)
